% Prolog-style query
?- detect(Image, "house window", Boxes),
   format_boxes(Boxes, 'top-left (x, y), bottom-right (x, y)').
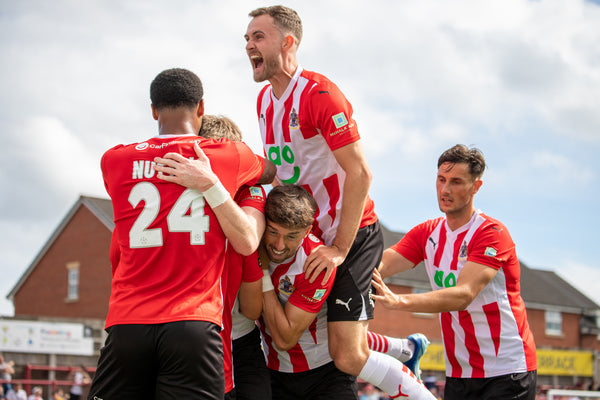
top-left (66, 261), bottom-right (80, 301)
top-left (545, 310), bottom-right (562, 336)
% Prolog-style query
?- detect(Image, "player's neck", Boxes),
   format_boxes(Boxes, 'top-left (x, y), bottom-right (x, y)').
top-left (270, 61), bottom-right (298, 99)
top-left (156, 110), bottom-right (201, 136)
top-left (445, 207), bottom-right (476, 232)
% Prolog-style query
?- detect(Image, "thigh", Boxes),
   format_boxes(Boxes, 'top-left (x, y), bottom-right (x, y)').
top-left (444, 371), bottom-right (537, 400)
top-left (482, 371), bottom-right (537, 400)
top-left (327, 222), bottom-right (383, 322)
top-left (155, 321), bottom-right (224, 400)
top-left (233, 327), bottom-right (272, 400)
top-left (271, 362), bottom-right (357, 400)
top-left (310, 363), bottom-right (358, 400)
top-left (87, 325), bottom-right (157, 400)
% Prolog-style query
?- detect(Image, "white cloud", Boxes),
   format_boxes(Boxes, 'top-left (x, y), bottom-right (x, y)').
top-left (554, 260), bottom-right (600, 307)
top-left (532, 151), bottom-right (595, 185)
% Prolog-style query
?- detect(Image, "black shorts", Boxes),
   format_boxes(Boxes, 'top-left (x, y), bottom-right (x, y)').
top-left (327, 221), bottom-right (383, 322)
top-left (87, 321), bottom-right (224, 400)
top-left (232, 326), bottom-right (271, 400)
top-left (270, 361), bottom-right (357, 400)
top-left (444, 370), bottom-right (537, 400)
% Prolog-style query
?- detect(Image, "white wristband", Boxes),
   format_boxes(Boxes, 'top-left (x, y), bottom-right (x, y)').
top-left (202, 180), bottom-right (230, 208)
top-left (262, 269), bottom-right (274, 292)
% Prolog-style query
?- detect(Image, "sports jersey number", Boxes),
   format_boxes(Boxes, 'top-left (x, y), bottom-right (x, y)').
top-left (128, 182), bottom-right (209, 248)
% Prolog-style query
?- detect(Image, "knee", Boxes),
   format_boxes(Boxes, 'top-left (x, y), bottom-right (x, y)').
top-left (329, 342), bottom-right (368, 376)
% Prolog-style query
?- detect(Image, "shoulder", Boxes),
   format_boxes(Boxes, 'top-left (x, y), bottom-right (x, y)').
top-left (300, 69), bottom-right (344, 96)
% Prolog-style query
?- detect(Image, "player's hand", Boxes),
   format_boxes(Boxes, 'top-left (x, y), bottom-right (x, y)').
top-left (153, 142), bottom-right (217, 192)
top-left (371, 268), bottom-right (401, 309)
top-left (303, 245), bottom-right (345, 284)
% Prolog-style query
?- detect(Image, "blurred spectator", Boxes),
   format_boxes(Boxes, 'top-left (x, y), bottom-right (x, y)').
top-left (68, 369), bottom-right (91, 400)
top-left (5, 383), bottom-right (25, 400)
top-left (27, 387), bottom-right (42, 400)
top-left (0, 356), bottom-right (15, 395)
top-left (51, 389), bottom-right (65, 400)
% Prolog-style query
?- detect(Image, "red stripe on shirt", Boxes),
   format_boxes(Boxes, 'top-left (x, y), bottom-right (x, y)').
top-left (459, 310), bottom-right (485, 378)
top-left (450, 231), bottom-right (468, 271)
top-left (434, 224), bottom-right (447, 268)
top-left (323, 174), bottom-right (340, 227)
top-left (441, 312), bottom-right (462, 377)
top-left (483, 302), bottom-right (502, 356)
top-left (288, 342), bottom-right (310, 373)
top-left (302, 184), bottom-right (324, 239)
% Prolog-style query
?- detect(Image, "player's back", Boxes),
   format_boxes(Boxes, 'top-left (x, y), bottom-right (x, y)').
top-left (101, 135), bottom-right (262, 328)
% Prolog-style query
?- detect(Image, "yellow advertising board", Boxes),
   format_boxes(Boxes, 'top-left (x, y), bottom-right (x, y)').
top-left (418, 343), bottom-right (593, 377)
top-left (536, 348), bottom-right (593, 377)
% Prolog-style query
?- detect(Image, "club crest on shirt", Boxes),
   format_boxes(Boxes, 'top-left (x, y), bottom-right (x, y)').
top-left (458, 240), bottom-right (468, 261)
top-left (289, 108), bottom-right (299, 129)
top-left (278, 276), bottom-right (295, 295)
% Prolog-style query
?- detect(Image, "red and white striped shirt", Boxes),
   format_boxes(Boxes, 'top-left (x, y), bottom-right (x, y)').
top-left (392, 211), bottom-right (537, 378)
top-left (257, 67), bottom-right (377, 245)
top-left (257, 233), bottom-right (335, 373)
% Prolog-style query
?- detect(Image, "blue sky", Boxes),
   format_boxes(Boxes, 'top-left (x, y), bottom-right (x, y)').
top-left (0, 0), bottom-right (599, 316)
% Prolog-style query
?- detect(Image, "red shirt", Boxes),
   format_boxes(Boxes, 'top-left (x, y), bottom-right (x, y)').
top-left (101, 134), bottom-right (264, 328)
top-left (221, 185), bottom-right (266, 393)
top-left (392, 211), bottom-right (537, 378)
top-left (257, 67), bottom-right (377, 245)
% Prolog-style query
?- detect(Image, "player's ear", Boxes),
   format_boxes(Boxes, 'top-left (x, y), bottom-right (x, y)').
top-left (473, 178), bottom-right (483, 194)
top-left (197, 99), bottom-right (205, 117)
top-left (282, 35), bottom-right (295, 50)
top-left (151, 104), bottom-right (158, 120)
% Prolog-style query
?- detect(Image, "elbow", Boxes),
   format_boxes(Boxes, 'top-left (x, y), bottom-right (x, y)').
top-left (455, 294), bottom-right (476, 311)
top-left (273, 337), bottom-right (295, 352)
top-left (230, 236), bottom-right (260, 256)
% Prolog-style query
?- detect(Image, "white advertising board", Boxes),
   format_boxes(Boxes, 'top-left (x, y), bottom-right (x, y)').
top-left (0, 319), bottom-right (94, 356)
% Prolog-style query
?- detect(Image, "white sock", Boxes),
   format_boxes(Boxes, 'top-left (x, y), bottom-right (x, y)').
top-left (367, 331), bottom-right (414, 362)
top-left (358, 351), bottom-right (436, 400)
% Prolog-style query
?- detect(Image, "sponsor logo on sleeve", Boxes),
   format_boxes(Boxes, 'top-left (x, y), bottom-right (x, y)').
top-left (484, 247), bottom-right (497, 257)
top-left (332, 112), bottom-right (348, 129)
top-left (249, 186), bottom-right (264, 198)
top-left (312, 289), bottom-right (326, 301)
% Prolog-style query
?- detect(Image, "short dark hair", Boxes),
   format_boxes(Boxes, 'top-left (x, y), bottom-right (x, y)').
top-left (265, 185), bottom-right (316, 229)
top-left (150, 68), bottom-right (203, 111)
top-left (438, 144), bottom-right (486, 180)
top-left (198, 115), bottom-right (243, 142)
top-left (249, 5), bottom-right (303, 45)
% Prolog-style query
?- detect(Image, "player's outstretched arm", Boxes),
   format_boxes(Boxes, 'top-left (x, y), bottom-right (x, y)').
top-left (372, 261), bottom-right (498, 313)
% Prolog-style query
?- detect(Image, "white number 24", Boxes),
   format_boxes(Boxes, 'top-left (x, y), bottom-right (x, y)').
top-left (128, 182), bottom-right (210, 248)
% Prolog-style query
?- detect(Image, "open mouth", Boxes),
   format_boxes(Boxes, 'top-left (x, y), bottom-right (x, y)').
top-left (250, 54), bottom-right (264, 70)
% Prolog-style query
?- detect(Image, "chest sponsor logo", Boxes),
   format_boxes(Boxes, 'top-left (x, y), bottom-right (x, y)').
top-left (135, 142), bottom-right (149, 151)
top-left (267, 145), bottom-right (300, 185)
top-left (434, 270), bottom-right (457, 288)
